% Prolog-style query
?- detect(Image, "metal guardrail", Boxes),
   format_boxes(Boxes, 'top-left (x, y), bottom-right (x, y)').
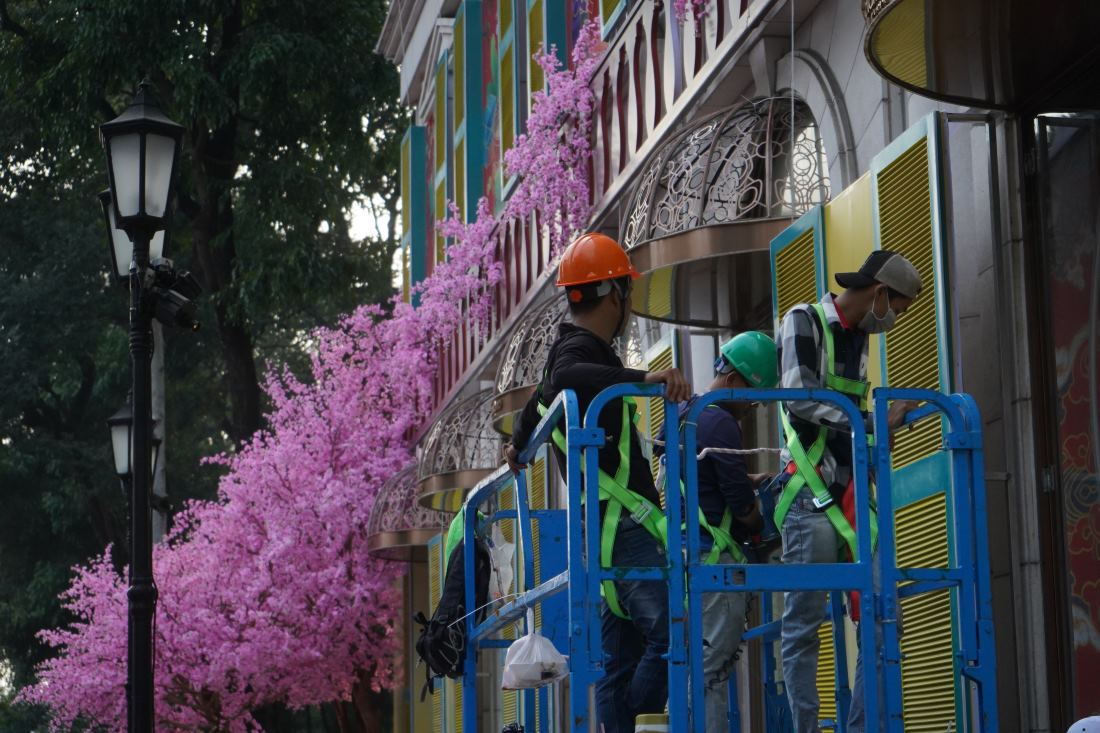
top-left (456, 384), bottom-right (999, 733)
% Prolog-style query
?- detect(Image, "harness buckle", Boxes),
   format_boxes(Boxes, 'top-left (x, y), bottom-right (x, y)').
top-left (811, 495), bottom-right (834, 511)
top-left (630, 501), bottom-right (653, 525)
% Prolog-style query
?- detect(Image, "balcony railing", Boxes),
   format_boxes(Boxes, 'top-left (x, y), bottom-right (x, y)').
top-left (589, 0), bottom-right (771, 207)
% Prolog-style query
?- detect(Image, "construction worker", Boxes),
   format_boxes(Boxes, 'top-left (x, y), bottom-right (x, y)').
top-left (504, 232), bottom-right (691, 733)
top-left (678, 331), bottom-right (777, 733)
top-left (774, 250), bottom-right (922, 733)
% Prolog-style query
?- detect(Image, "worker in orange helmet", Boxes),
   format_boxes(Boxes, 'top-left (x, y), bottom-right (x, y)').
top-left (506, 233), bottom-right (690, 733)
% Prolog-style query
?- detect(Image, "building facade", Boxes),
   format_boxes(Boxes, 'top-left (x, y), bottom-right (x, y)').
top-left (372, 0), bottom-right (1100, 730)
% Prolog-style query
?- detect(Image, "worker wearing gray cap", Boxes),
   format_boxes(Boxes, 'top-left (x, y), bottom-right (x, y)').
top-left (775, 249), bottom-right (923, 733)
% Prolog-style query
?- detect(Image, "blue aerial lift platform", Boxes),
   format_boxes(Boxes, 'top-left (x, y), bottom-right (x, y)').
top-left (456, 385), bottom-right (998, 732)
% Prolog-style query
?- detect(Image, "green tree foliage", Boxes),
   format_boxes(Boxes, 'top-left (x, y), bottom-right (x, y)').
top-left (0, 0), bottom-right (404, 442)
top-left (0, 0), bottom-right (403, 724)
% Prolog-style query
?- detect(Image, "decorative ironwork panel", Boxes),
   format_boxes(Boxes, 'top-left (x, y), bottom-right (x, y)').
top-left (620, 97), bottom-right (829, 250)
top-left (366, 464), bottom-right (450, 559)
top-left (862, 0), bottom-right (895, 21)
top-left (495, 298), bottom-right (568, 394)
top-left (418, 389), bottom-right (501, 482)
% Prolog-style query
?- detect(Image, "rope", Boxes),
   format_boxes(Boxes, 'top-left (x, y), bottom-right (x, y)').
top-left (639, 434), bottom-right (783, 457)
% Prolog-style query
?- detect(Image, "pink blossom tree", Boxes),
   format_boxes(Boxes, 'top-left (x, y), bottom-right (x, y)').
top-left (21, 19), bottom-right (601, 733)
top-left (503, 19), bottom-right (601, 255)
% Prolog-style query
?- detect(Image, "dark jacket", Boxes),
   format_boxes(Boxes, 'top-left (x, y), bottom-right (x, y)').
top-left (678, 397), bottom-right (756, 542)
top-left (512, 323), bottom-right (660, 506)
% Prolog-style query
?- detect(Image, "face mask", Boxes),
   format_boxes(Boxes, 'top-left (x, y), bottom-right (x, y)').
top-left (858, 288), bottom-right (897, 334)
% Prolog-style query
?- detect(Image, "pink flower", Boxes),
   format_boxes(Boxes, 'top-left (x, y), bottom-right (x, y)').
top-left (22, 18), bottom-right (601, 733)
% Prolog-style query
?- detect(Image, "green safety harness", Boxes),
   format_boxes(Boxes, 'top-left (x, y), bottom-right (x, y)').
top-left (537, 397), bottom-right (746, 619)
top-left (773, 303), bottom-right (878, 560)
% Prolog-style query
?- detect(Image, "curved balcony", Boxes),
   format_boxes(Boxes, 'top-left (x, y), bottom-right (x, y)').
top-left (620, 97), bottom-right (828, 329)
top-left (863, 0), bottom-right (1100, 110)
top-left (367, 464), bottom-right (449, 561)
top-left (491, 298), bottom-right (567, 436)
top-left (417, 389), bottom-right (501, 511)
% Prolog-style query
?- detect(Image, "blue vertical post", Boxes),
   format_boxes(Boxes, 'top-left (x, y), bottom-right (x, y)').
top-left (872, 392), bottom-right (903, 731)
top-left (664, 392), bottom-right (689, 733)
top-left (848, 408), bottom-right (880, 732)
top-left (954, 393), bottom-right (999, 732)
top-left (582, 413), bottom-right (604, 729)
top-left (562, 391), bottom-right (592, 733)
top-left (463, 503), bottom-right (480, 733)
top-left (828, 592), bottom-right (852, 732)
top-left (682, 402), bottom-right (708, 733)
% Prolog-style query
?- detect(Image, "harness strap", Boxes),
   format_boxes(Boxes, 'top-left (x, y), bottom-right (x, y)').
top-left (537, 399), bottom-right (664, 619)
top-left (776, 303), bottom-right (878, 560)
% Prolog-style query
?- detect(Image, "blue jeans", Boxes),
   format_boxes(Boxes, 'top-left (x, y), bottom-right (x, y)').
top-left (780, 489), bottom-right (883, 733)
top-left (596, 517), bottom-right (670, 733)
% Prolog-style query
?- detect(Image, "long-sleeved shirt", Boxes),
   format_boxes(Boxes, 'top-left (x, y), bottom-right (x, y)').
top-left (678, 398), bottom-right (756, 541)
top-left (777, 294), bottom-right (869, 501)
top-left (512, 323), bottom-right (660, 506)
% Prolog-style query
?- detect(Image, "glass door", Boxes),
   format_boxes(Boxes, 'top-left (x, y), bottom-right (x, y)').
top-left (1036, 112), bottom-right (1100, 721)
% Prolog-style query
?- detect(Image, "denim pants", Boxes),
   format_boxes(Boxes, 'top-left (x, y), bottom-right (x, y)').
top-left (780, 489), bottom-right (883, 733)
top-left (595, 516), bottom-right (670, 733)
top-left (701, 552), bottom-right (748, 733)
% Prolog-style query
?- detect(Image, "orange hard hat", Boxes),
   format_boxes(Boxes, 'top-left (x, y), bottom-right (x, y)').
top-left (556, 233), bottom-right (640, 287)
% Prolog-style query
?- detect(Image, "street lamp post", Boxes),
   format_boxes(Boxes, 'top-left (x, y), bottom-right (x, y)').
top-left (107, 399), bottom-right (162, 730)
top-left (100, 81), bottom-right (184, 733)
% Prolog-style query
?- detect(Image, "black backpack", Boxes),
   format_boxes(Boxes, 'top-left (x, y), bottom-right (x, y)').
top-left (413, 534), bottom-right (492, 697)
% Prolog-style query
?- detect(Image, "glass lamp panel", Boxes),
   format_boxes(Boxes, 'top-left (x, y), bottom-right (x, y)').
top-left (106, 204), bottom-right (133, 277)
top-left (109, 133), bottom-right (143, 217)
top-left (143, 133), bottom-right (177, 218)
top-left (150, 229), bottom-right (166, 260)
top-left (110, 422), bottom-right (130, 476)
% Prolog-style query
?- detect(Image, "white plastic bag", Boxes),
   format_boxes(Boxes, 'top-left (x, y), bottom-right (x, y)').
top-left (501, 610), bottom-right (568, 689)
top-left (488, 524), bottom-right (515, 600)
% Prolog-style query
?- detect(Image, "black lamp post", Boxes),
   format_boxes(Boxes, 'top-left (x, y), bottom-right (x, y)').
top-left (100, 81), bottom-right (183, 733)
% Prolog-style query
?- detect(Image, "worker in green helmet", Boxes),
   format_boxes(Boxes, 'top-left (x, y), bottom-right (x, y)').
top-left (676, 331), bottom-right (777, 733)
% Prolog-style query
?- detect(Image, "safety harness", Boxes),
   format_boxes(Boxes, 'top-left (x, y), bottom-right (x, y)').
top-left (536, 396), bottom-right (746, 619)
top-left (773, 302), bottom-right (878, 560)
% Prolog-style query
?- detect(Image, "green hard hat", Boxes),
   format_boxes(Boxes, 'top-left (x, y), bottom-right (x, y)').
top-left (716, 331), bottom-right (778, 389)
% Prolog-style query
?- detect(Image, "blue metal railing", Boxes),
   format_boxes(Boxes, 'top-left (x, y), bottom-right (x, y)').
top-left (455, 385), bottom-right (999, 733)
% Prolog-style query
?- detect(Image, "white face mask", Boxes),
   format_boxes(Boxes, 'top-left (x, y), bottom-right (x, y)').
top-left (858, 288), bottom-right (897, 334)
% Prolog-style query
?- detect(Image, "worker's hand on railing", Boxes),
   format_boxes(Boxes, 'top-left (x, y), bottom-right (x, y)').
top-left (504, 443), bottom-right (527, 476)
top-left (886, 399), bottom-right (921, 449)
top-left (644, 367), bottom-right (691, 403)
top-left (886, 399), bottom-right (921, 431)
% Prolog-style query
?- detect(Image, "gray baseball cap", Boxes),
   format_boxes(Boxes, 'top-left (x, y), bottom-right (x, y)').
top-left (835, 250), bottom-right (922, 299)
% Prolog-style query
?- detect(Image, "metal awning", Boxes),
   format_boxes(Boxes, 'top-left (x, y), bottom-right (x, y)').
top-left (367, 464), bottom-right (450, 561)
top-left (863, 0), bottom-right (1100, 110)
top-left (620, 97), bottom-right (828, 328)
top-left (417, 389), bottom-right (501, 511)
top-left (491, 298), bottom-right (567, 436)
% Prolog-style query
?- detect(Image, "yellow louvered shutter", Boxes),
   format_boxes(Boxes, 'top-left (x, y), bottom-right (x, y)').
top-left (872, 118), bottom-right (957, 729)
top-left (529, 455), bottom-right (547, 628)
top-left (451, 679), bottom-right (462, 733)
top-left (774, 227), bottom-right (820, 318)
top-left (877, 138), bottom-right (943, 470)
top-left (815, 621), bottom-right (838, 722)
top-left (497, 484), bottom-right (519, 642)
top-left (645, 341), bottom-right (676, 497)
top-left (502, 688), bottom-right (519, 728)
